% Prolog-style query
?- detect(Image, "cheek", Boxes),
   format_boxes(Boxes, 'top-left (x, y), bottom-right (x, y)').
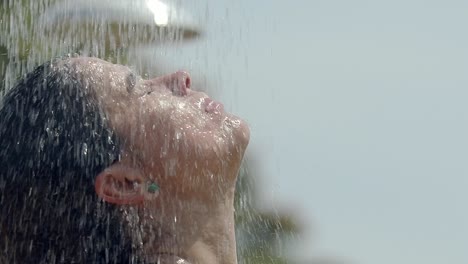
top-left (136, 98), bottom-right (246, 164)
top-left (136, 113), bottom-right (219, 168)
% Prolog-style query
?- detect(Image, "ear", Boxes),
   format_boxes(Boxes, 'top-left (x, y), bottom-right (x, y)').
top-left (94, 163), bottom-right (146, 205)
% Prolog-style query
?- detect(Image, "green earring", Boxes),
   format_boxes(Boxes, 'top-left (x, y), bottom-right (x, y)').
top-left (147, 182), bottom-right (160, 194)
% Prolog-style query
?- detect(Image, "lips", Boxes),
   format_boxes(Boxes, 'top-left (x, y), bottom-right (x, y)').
top-left (203, 97), bottom-right (224, 113)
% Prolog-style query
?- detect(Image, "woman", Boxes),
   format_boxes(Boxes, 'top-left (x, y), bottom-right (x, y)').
top-left (0, 57), bottom-right (249, 263)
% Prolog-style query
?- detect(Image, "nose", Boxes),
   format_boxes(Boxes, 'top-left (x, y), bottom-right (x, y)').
top-left (166, 71), bottom-right (191, 96)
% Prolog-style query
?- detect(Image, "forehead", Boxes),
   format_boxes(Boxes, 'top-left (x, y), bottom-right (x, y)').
top-left (70, 57), bottom-right (131, 76)
top-left (66, 57), bottom-right (135, 94)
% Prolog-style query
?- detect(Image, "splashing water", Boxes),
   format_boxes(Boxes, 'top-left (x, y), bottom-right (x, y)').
top-left (0, 0), bottom-right (199, 92)
top-left (0, 1), bottom-right (299, 263)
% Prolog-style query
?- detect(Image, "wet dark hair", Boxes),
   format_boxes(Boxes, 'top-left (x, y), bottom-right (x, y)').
top-left (0, 60), bottom-right (140, 263)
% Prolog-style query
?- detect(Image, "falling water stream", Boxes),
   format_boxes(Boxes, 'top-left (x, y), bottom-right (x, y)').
top-left (0, 1), bottom-right (299, 263)
top-left (0, 0), bottom-right (200, 91)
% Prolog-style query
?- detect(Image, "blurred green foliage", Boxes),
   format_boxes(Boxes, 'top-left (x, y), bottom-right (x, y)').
top-left (235, 168), bottom-right (300, 263)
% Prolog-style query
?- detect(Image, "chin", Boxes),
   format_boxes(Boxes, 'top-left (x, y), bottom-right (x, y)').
top-left (237, 120), bottom-right (250, 148)
top-left (224, 113), bottom-right (250, 149)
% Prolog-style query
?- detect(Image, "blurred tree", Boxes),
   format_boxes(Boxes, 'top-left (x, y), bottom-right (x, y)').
top-left (0, 45), bottom-right (7, 90)
top-left (235, 163), bottom-right (301, 264)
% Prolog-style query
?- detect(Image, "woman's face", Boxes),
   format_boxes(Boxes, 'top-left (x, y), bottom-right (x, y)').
top-left (70, 57), bottom-right (249, 202)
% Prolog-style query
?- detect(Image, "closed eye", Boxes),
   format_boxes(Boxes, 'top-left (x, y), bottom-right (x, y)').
top-left (126, 72), bottom-right (137, 93)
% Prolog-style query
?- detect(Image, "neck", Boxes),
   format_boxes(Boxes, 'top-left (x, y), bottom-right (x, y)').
top-left (186, 199), bottom-right (238, 264)
top-left (141, 187), bottom-right (238, 264)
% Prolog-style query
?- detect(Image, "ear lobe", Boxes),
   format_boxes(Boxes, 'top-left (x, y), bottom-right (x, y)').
top-left (94, 163), bottom-right (145, 205)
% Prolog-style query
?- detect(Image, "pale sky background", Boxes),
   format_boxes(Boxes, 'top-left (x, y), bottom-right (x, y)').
top-left (137, 0), bottom-right (468, 263)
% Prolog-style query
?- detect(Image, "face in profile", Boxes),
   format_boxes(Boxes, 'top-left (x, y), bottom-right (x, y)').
top-left (0, 57), bottom-right (249, 262)
top-left (69, 57), bottom-right (250, 205)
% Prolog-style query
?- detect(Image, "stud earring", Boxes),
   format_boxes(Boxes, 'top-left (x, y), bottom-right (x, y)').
top-left (147, 182), bottom-right (160, 194)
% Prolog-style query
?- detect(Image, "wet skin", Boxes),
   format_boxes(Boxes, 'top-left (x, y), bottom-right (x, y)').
top-left (67, 57), bottom-right (249, 263)
top-left (70, 57), bottom-right (249, 200)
